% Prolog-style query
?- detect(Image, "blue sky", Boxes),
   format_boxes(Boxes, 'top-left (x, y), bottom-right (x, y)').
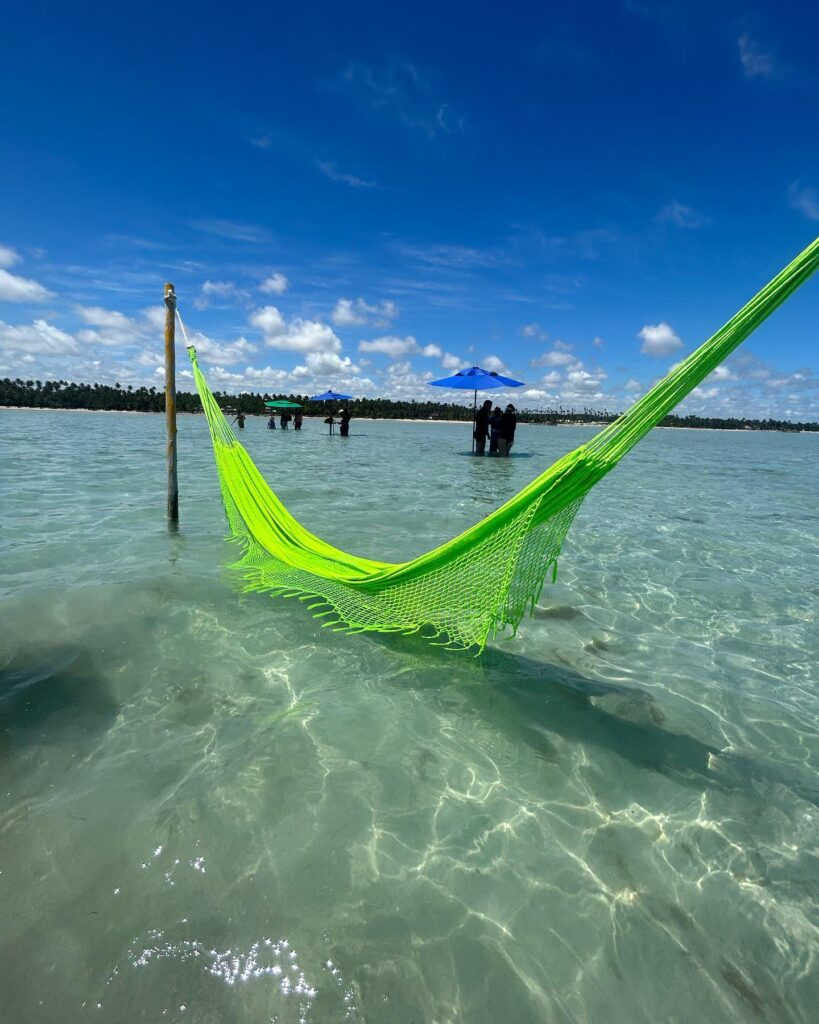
top-left (1, 0), bottom-right (817, 417)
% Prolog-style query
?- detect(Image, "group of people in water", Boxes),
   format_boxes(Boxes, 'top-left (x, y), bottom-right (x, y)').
top-left (267, 410), bottom-right (304, 431)
top-left (473, 400), bottom-right (517, 456)
top-left (264, 408), bottom-right (351, 436)
top-left (240, 402), bottom-right (513, 452)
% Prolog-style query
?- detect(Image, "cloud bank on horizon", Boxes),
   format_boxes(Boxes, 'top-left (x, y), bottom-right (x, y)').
top-left (0, 2), bottom-right (817, 421)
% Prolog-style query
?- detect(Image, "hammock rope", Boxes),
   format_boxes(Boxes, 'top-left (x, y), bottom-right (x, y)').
top-left (185, 239), bottom-right (819, 651)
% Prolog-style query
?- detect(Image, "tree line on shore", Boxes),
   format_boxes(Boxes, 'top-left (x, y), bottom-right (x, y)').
top-left (1, 376), bottom-right (816, 432)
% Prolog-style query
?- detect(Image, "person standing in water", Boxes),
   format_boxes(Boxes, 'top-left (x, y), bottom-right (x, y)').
top-left (498, 404), bottom-right (516, 456)
top-left (473, 399), bottom-right (493, 454)
top-left (488, 406), bottom-right (502, 454)
top-left (339, 408), bottom-right (351, 437)
top-left (267, 415), bottom-right (277, 430)
top-left (235, 411), bottom-right (246, 429)
top-left (294, 410), bottom-right (303, 430)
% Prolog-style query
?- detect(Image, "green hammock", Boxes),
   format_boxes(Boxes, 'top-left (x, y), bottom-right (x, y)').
top-left (187, 239), bottom-right (818, 652)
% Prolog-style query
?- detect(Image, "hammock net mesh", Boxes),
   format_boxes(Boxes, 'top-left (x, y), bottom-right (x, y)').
top-left (187, 239), bottom-right (818, 651)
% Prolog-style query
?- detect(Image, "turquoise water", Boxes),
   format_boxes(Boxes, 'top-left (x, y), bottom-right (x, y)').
top-left (1, 409), bottom-right (817, 1024)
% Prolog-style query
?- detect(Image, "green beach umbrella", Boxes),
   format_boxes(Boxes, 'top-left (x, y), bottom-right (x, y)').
top-left (264, 400), bottom-right (302, 409)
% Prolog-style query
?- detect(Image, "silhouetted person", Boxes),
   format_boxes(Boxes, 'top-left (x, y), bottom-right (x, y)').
top-left (488, 406), bottom-right (502, 454)
top-left (473, 398), bottom-right (493, 454)
top-left (280, 411), bottom-right (291, 429)
top-left (235, 411), bottom-right (246, 429)
top-left (498, 404), bottom-right (516, 456)
top-left (294, 411), bottom-right (303, 430)
top-left (339, 408), bottom-right (351, 438)
top-left (267, 415), bottom-right (277, 430)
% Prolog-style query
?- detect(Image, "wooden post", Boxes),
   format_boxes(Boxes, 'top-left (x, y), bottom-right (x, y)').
top-left (164, 283), bottom-right (178, 523)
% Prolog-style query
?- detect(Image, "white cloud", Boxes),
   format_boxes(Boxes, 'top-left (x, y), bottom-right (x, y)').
top-left (0, 268), bottom-right (53, 303)
top-left (202, 280), bottom-right (237, 298)
top-left (331, 299), bottom-right (360, 327)
top-left (522, 348), bottom-right (612, 406)
top-left (76, 306), bottom-right (134, 330)
top-left (401, 243), bottom-right (502, 268)
top-left (724, 352), bottom-right (772, 381)
top-left (690, 385), bottom-right (720, 400)
top-left (188, 333), bottom-right (258, 365)
top-left (59, 302), bottom-right (257, 369)
top-left (199, 364), bottom-right (296, 390)
top-left (376, 360), bottom-right (438, 400)
top-left (592, 336), bottom-right (604, 348)
top-left (566, 366), bottom-right (608, 391)
top-left (73, 305), bottom-right (156, 347)
top-left (194, 280), bottom-right (250, 310)
top-left (249, 305), bottom-right (342, 355)
top-left (624, 377), bottom-right (641, 391)
top-left (482, 354), bottom-right (506, 373)
top-left (286, 321), bottom-right (343, 355)
top-left (665, 351), bottom-right (819, 420)
top-left (282, 320), bottom-right (342, 355)
top-left (250, 305), bottom-right (286, 336)
top-left (293, 351), bottom-right (360, 378)
top-left (359, 334), bottom-right (418, 357)
top-left (143, 306), bottom-right (167, 331)
top-left (532, 348), bottom-right (579, 368)
top-left (191, 219), bottom-right (270, 243)
top-left (441, 352), bottom-right (464, 371)
top-left (710, 365), bottom-right (737, 382)
top-left (198, 359), bottom-right (376, 396)
top-left (135, 349), bottom-right (164, 368)
top-left (788, 182), bottom-right (819, 221)
top-left (0, 244), bottom-right (20, 269)
top-left (332, 297), bottom-right (398, 327)
top-left (0, 319), bottom-right (79, 356)
top-left (657, 201), bottom-right (709, 228)
top-left (317, 161), bottom-right (376, 189)
top-left (260, 272), bottom-right (289, 295)
top-left (763, 370), bottom-right (813, 391)
top-left (2, 305), bottom-right (181, 369)
top-left (357, 335), bottom-right (443, 359)
top-left (341, 60), bottom-right (464, 140)
top-left (639, 322), bottom-right (683, 356)
top-left (522, 322), bottom-right (548, 340)
top-left (540, 371), bottom-right (562, 386)
top-left (739, 34), bottom-right (773, 78)
top-left (76, 328), bottom-right (134, 348)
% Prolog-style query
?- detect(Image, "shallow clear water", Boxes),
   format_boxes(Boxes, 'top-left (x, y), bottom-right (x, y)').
top-left (1, 409), bottom-right (817, 1024)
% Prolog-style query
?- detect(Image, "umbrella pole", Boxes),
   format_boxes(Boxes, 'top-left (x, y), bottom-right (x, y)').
top-left (472, 390), bottom-right (477, 453)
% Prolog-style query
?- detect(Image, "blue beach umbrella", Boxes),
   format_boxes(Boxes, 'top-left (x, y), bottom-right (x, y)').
top-left (310, 390), bottom-right (353, 401)
top-left (429, 366), bottom-right (525, 451)
top-left (310, 389), bottom-right (353, 434)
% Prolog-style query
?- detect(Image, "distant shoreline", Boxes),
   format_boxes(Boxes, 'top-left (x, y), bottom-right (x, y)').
top-left (1, 405), bottom-right (816, 432)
